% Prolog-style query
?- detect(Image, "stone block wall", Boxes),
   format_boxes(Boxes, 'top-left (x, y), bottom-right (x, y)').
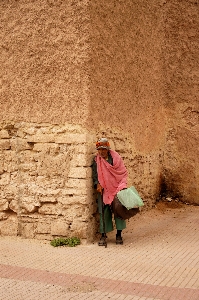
top-left (0, 121), bottom-right (163, 240)
top-left (0, 122), bottom-right (97, 241)
top-left (93, 129), bottom-right (164, 209)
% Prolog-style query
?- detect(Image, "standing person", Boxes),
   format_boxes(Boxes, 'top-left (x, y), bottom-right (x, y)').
top-left (92, 138), bottom-right (128, 246)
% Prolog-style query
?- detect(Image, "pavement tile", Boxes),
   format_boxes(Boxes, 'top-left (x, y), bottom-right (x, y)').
top-left (0, 204), bottom-right (199, 300)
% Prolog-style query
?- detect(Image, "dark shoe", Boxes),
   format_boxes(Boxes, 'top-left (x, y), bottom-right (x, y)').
top-left (98, 236), bottom-right (107, 246)
top-left (116, 235), bottom-right (123, 245)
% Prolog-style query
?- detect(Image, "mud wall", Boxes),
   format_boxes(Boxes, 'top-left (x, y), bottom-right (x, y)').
top-left (0, 0), bottom-right (96, 241)
top-left (162, 0), bottom-right (199, 204)
top-left (88, 0), bottom-right (166, 206)
top-left (0, 0), bottom-right (90, 125)
top-left (0, 0), bottom-right (198, 241)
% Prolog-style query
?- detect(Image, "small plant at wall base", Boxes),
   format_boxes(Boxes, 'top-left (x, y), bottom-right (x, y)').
top-left (50, 237), bottom-right (80, 247)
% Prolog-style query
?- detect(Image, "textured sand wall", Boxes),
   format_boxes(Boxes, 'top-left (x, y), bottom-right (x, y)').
top-left (162, 0), bottom-right (199, 204)
top-left (0, 0), bottom-right (90, 124)
top-left (88, 0), bottom-right (166, 205)
top-left (0, 0), bottom-right (198, 241)
top-left (0, 0), bottom-right (95, 240)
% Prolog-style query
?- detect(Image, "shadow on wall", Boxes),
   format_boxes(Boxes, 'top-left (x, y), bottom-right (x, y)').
top-left (159, 171), bottom-right (183, 201)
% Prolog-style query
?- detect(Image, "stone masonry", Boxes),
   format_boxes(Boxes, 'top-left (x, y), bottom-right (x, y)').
top-left (0, 122), bottom-right (97, 241)
top-left (0, 122), bottom-right (163, 241)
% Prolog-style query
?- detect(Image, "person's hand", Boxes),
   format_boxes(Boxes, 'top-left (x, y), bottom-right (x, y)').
top-left (97, 183), bottom-right (103, 194)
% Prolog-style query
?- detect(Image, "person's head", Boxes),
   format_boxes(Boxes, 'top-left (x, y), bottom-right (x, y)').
top-left (96, 138), bottom-right (110, 159)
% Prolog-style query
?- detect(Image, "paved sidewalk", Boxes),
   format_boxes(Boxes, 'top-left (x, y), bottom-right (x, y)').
top-left (0, 203), bottom-right (199, 300)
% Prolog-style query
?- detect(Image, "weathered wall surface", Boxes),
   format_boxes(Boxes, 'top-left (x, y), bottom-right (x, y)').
top-left (0, 122), bottom-right (96, 240)
top-left (88, 0), bottom-right (166, 206)
top-left (0, 0), bottom-right (198, 241)
top-left (0, 0), bottom-right (96, 240)
top-left (0, 0), bottom-right (90, 125)
top-left (162, 1), bottom-right (199, 204)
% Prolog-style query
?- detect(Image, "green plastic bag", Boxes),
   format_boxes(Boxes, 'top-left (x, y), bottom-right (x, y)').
top-left (117, 186), bottom-right (144, 210)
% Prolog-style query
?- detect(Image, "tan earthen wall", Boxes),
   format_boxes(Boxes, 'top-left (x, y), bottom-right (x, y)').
top-left (0, 0), bottom-right (90, 125)
top-left (88, 0), bottom-right (166, 206)
top-left (0, 0), bottom-right (198, 241)
top-left (161, 0), bottom-right (199, 204)
top-left (0, 0), bottom-right (95, 241)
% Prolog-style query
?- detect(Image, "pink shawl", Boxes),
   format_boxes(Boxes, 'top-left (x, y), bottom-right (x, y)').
top-left (95, 150), bottom-right (128, 205)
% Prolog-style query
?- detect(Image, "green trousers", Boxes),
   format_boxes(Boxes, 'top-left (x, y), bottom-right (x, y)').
top-left (97, 194), bottom-right (126, 234)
